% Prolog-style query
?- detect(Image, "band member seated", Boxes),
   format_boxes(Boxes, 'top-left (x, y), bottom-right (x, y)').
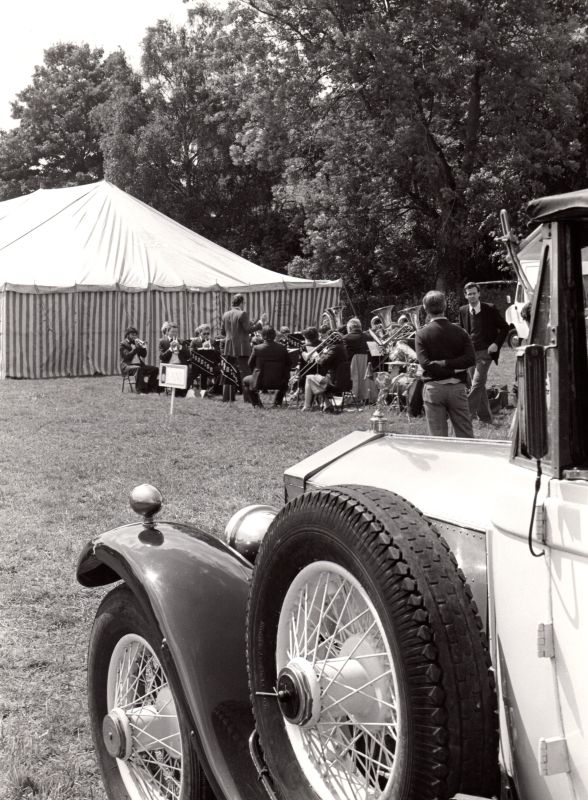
top-left (297, 325), bottom-right (323, 385)
top-left (318, 323), bottom-right (332, 341)
top-left (302, 326), bottom-right (320, 349)
top-left (243, 325), bottom-right (291, 408)
top-left (369, 315), bottom-right (385, 341)
top-left (343, 317), bottom-right (370, 357)
top-left (120, 327), bottom-right (160, 394)
top-left (159, 321), bottom-right (191, 397)
top-left (302, 331), bottom-right (351, 411)
top-left (190, 324), bottom-right (218, 393)
top-left (196, 324), bottom-right (214, 349)
top-left (276, 325), bottom-right (291, 345)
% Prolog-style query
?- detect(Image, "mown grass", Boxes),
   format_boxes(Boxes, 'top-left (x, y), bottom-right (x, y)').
top-left (0, 350), bottom-right (515, 799)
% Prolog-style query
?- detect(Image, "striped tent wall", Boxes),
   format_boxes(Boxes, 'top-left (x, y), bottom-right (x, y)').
top-left (0, 283), bottom-right (341, 379)
top-left (215, 285), bottom-right (341, 335)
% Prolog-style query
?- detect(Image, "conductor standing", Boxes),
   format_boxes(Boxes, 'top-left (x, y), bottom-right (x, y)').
top-left (221, 294), bottom-right (266, 401)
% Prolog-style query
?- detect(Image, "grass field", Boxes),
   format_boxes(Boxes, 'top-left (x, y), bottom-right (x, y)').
top-left (0, 351), bottom-right (516, 799)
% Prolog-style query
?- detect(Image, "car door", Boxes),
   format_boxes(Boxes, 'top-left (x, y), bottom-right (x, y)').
top-left (545, 478), bottom-right (588, 799)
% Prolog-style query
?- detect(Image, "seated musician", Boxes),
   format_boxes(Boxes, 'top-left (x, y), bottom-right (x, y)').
top-left (369, 315), bottom-right (386, 343)
top-left (343, 317), bottom-right (370, 357)
top-left (243, 326), bottom-right (291, 408)
top-left (197, 323), bottom-right (214, 349)
top-left (190, 324), bottom-right (218, 393)
top-left (159, 321), bottom-right (191, 396)
top-left (120, 326), bottom-right (160, 394)
top-left (297, 326), bottom-right (323, 386)
top-left (318, 323), bottom-right (332, 341)
top-left (276, 325), bottom-right (291, 345)
top-left (302, 326), bottom-right (320, 349)
top-left (302, 331), bottom-right (350, 411)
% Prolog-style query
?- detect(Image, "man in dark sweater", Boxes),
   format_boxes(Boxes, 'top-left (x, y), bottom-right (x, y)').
top-left (243, 326), bottom-right (292, 407)
top-left (458, 282), bottom-right (509, 423)
top-left (415, 291), bottom-right (475, 438)
top-left (120, 326), bottom-right (160, 394)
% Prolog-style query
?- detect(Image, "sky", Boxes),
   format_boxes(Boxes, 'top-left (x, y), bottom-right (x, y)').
top-left (0, 0), bottom-right (215, 131)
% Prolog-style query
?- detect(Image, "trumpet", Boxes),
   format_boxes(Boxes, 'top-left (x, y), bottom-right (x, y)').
top-left (135, 338), bottom-right (148, 348)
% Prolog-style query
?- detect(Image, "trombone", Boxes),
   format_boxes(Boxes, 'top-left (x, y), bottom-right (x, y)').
top-left (296, 330), bottom-right (344, 382)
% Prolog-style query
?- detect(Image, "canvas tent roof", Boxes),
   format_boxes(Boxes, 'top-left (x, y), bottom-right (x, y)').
top-left (0, 181), bottom-right (341, 293)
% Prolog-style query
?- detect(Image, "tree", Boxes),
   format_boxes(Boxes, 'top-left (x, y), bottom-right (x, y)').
top-left (96, 9), bottom-right (301, 271)
top-left (235, 0), bottom-right (583, 297)
top-left (0, 44), bottom-right (136, 199)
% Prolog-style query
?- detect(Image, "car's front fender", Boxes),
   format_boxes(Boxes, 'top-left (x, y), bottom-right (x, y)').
top-left (77, 521), bottom-right (266, 800)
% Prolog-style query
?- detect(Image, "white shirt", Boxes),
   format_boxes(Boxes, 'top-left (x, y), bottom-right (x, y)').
top-left (469, 302), bottom-right (481, 315)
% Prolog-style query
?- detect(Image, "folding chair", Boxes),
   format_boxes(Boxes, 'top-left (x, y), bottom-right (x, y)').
top-left (122, 367), bottom-right (138, 393)
top-left (323, 383), bottom-right (361, 413)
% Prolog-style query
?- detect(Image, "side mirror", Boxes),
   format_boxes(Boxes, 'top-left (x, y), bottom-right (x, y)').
top-left (518, 345), bottom-right (548, 460)
top-left (506, 295), bottom-right (511, 304)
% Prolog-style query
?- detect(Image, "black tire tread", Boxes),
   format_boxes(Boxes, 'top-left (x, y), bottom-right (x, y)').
top-left (88, 585), bottom-right (214, 800)
top-left (247, 486), bottom-right (498, 800)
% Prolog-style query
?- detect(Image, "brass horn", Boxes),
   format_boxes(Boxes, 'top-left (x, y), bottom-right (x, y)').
top-left (371, 305), bottom-right (395, 329)
top-left (321, 306), bottom-right (345, 331)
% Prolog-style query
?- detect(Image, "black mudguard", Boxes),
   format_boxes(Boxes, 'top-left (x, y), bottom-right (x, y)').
top-left (77, 521), bottom-right (267, 800)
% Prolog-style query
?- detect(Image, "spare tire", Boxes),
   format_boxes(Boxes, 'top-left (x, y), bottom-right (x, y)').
top-left (247, 486), bottom-right (498, 800)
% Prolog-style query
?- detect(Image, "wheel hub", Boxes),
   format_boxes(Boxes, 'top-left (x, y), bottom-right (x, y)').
top-left (277, 636), bottom-right (391, 729)
top-left (102, 708), bottom-right (132, 760)
top-left (277, 658), bottom-right (321, 727)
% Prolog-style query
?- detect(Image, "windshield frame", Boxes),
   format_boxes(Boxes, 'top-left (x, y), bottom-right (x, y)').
top-left (512, 221), bottom-right (588, 477)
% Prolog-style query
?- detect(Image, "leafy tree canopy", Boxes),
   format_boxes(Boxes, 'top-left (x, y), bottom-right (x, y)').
top-left (1, 1), bottom-right (588, 304)
top-left (0, 44), bottom-right (135, 198)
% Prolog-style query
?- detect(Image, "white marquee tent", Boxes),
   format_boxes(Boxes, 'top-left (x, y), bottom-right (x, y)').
top-left (0, 181), bottom-right (342, 378)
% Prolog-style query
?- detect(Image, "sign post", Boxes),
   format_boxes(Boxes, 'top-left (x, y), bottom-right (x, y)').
top-left (159, 364), bottom-right (189, 416)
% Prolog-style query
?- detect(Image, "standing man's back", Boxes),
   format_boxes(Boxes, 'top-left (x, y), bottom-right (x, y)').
top-left (221, 293), bottom-right (265, 401)
top-left (415, 290), bottom-right (475, 438)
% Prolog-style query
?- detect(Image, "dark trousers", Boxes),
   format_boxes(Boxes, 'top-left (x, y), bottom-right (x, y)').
top-left (222, 356), bottom-right (250, 402)
top-left (243, 375), bottom-right (286, 406)
top-left (123, 363), bottom-right (160, 394)
top-left (191, 364), bottom-right (211, 391)
top-left (468, 350), bottom-right (493, 422)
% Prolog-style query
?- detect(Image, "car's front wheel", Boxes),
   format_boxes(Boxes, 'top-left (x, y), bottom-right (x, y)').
top-left (507, 328), bottom-right (520, 348)
top-left (88, 585), bottom-right (213, 800)
top-left (247, 487), bottom-right (498, 800)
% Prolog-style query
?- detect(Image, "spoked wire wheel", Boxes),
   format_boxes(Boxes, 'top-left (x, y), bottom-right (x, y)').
top-left (88, 586), bottom-right (212, 800)
top-left (276, 561), bottom-right (401, 800)
top-left (106, 634), bottom-right (183, 799)
top-left (248, 487), bottom-right (499, 800)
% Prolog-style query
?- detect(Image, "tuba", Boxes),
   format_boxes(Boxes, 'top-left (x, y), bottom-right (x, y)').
top-left (371, 305), bottom-right (395, 330)
top-left (370, 305), bottom-right (415, 348)
top-left (321, 306), bottom-right (345, 331)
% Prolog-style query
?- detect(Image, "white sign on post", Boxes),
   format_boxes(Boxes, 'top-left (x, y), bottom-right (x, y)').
top-left (159, 364), bottom-right (189, 415)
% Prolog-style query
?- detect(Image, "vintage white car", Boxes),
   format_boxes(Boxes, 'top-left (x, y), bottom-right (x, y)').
top-left (78, 188), bottom-right (588, 800)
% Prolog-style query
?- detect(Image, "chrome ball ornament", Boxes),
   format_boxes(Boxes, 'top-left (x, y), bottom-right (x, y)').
top-left (129, 484), bottom-right (163, 528)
